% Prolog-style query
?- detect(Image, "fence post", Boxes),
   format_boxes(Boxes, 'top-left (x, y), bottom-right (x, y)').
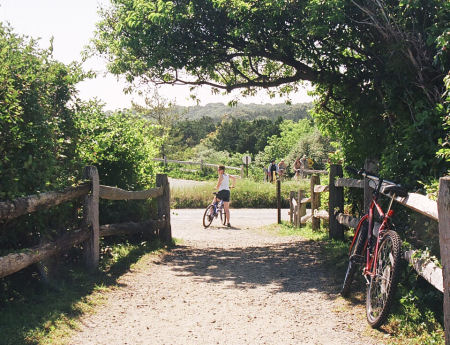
top-left (364, 159), bottom-right (378, 213)
top-left (163, 155), bottom-right (167, 170)
top-left (310, 175), bottom-right (321, 230)
top-left (289, 191), bottom-right (295, 224)
top-left (438, 176), bottom-right (450, 345)
top-left (82, 166), bottom-right (100, 271)
top-left (329, 164), bottom-right (344, 240)
top-left (156, 174), bottom-right (172, 243)
top-left (200, 159), bottom-right (204, 172)
top-left (277, 179), bottom-right (281, 224)
top-left (299, 190), bottom-right (306, 227)
top-left (240, 165), bottom-right (244, 179)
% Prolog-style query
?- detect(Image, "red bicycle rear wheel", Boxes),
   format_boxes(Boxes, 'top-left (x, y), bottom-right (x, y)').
top-left (341, 218), bottom-right (368, 297)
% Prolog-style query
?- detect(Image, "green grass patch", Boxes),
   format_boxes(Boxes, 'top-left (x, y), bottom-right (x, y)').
top-left (0, 238), bottom-right (169, 345)
top-left (171, 177), bottom-right (311, 208)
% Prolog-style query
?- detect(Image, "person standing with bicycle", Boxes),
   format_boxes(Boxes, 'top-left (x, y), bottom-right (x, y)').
top-left (214, 165), bottom-right (236, 228)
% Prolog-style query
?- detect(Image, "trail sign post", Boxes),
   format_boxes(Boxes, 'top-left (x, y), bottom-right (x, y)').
top-left (242, 155), bottom-right (251, 178)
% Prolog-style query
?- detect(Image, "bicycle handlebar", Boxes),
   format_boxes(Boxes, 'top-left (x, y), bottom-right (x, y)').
top-left (345, 166), bottom-right (408, 197)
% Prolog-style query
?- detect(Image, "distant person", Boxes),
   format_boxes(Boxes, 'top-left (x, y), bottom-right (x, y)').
top-left (213, 165), bottom-right (236, 227)
top-left (307, 157), bottom-right (314, 169)
top-left (293, 157), bottom-right (301, 180)
top-left (300, 155), bottom-right (307, 178)
top-left (268, 160), bottom-right (278, 182)
top-left (278, 159), bottom-right (287, 180)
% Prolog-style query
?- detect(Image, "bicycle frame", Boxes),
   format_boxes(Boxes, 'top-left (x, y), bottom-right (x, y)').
top-left (364, 197), bottom-right (395, 279)
top-left (350, 180), bottom-right (397, 281)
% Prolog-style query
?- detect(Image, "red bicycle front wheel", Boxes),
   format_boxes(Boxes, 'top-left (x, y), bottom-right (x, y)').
top-left (366, 230), bottom-right (402, 328)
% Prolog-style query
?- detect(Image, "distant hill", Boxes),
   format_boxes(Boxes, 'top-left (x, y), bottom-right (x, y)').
top-left (174, 102), bottom-right (313, 122)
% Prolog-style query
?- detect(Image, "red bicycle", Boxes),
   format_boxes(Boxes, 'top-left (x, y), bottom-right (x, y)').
top-left (341, 167), bottom-right (408, 328)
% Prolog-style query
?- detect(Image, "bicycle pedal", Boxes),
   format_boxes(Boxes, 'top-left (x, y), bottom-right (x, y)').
top-left (350, 254), bottom-right (365, 264)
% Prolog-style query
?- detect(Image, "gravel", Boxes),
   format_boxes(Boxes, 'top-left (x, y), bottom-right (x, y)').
top-left (69, 207), bottom-right (387, 345)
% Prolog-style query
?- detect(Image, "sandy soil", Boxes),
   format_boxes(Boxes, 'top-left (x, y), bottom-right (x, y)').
top-left (69, 206), bottom-right (389, 345)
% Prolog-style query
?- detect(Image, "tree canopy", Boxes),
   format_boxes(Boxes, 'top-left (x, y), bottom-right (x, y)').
top-left (95, 0), bottom-right (449, 185)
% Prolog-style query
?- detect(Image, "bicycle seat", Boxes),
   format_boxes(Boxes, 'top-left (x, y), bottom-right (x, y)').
top-left (382, 184), bottom-right (408, 197)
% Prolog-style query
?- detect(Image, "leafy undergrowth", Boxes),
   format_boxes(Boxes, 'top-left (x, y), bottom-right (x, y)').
top-left (0, 238), bottom-right (170, 345)
top-left (264, 222), bottom-right (445, 345)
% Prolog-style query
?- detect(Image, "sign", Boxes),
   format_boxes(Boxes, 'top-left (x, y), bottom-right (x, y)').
top-left (242, 155), bottom-right (251, 164)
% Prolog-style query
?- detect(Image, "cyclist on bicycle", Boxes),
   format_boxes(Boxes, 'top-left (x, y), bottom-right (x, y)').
top-left (213, 165), bottom-right (236, 227)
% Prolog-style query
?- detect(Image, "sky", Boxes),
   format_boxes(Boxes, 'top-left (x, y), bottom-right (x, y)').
top-left (0, 0), bottom-right (313, 111)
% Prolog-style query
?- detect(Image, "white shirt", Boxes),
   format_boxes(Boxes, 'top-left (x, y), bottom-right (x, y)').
top-left (219, 174), bottom-right (230, 191)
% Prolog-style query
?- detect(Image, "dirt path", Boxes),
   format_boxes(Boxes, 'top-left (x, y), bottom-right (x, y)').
top-left (69, 209), bottom-right (387, 345)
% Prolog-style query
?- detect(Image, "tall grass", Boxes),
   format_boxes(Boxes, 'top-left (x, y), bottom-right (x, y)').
top-left (171, 178), bottom-right (311, 208)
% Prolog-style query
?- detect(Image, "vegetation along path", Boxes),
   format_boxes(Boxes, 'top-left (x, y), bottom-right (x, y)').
top-left (69, 209), bottom-right (386, 345)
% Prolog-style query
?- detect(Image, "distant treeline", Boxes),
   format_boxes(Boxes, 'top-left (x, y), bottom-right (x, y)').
top-left (173, 102), bottom-right (313, 122)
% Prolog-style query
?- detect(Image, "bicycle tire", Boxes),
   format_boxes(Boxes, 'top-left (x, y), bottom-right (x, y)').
top-left (366, 230), bottom-right (402, 328)
top-left (341, 218), bottom-right (368, 297)
top-left (203, 204), bottom-right (215, 228)
top-left (219, 207), bottom-right (227, 225)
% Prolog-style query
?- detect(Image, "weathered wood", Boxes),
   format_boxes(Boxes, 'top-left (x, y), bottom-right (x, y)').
top-left (314, 185), bottom-right (329, 193)
top-left (298, 190), bottom-right (306, 227)
top-left (336, 213), bottom-right (360, 229)
top-left (277, 180), bottom-right (281, 224)
top-left (404, 250), bottom-right (443, 292)
top-left (99, 185), bottom-right (163, 200)
top-left (314, 209), bottom-right (329, 220)
top-left (82, 166), bottom-right (100, 271)
top-left (156, 174), bottom-right (172, 243)
top-left (334, 178), bottom-right (364, 189)
top-left (358, 174), bottom-right (439, 220)
top-left (438, 176), bottom-right (450, 345)
top-left (384, 191), bottom-right (438, 221)
top-left (301, 214), bottom-right (312, 224)
top-left (364, 159), bottom-right (378, 213)
top-left (153, 158), bottom-right (241, 171)
top-left (0, 228), bottom-right (90, 279)
top-left (301, 197), bottom-right (311, 204)
top-left (310, 175), bottom-right (321, 230)
top-left (329, 165), bottom-right (345, 240)
top-left (100, 220), bottom-right (165, 238)
top-left (0, 183), bottom-right (90, 221)
top-left (293, 205), bottom-right (299, 227)
top-left (289, 191), bottom-right (295, 224)
top-left (301, 168), bottom-right (328, 174)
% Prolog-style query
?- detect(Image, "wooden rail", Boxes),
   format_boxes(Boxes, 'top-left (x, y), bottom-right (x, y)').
top-left (287, 163), bottom-right (447, 297)
top-left (153, 157), bottom-right (244, 177)
top-left (0, 183), bottom-right (90, 221)
top-left (0, 166), bottom-right (171, 279)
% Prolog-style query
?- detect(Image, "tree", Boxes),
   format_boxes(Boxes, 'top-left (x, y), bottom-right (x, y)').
top-left (132, 90), bottom-right (181, 157)
top-left (94, 0), bottom-right (449, 184)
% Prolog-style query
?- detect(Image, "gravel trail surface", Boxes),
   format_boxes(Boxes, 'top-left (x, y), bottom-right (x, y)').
top-left (69, 197), bottom-right (386, 344)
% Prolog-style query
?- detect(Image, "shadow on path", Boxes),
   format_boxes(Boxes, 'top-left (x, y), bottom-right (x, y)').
top-left (163, 240), bottom-right (338, 298)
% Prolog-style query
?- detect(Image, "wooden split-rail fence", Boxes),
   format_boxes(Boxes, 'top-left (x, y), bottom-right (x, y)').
top-left (153, 157), bottom-right (245, 178)
top-left (0, 166), bottom-right (171, 280)
top-left (285, 162), bottom-right (450, 344)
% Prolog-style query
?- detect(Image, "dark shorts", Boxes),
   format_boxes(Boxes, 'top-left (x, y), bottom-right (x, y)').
top-left (216, 189), bottom-right (230, 202)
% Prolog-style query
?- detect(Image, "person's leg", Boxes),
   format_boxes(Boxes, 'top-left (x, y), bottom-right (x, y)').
top-left (224, 201), bottom-right (230, 226)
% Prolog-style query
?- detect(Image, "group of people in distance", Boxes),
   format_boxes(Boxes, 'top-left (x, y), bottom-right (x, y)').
top-left (266, 155), bottom-right (314, 182)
